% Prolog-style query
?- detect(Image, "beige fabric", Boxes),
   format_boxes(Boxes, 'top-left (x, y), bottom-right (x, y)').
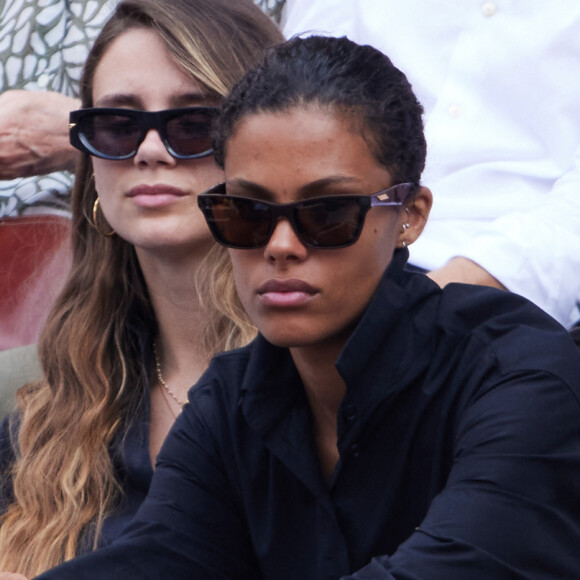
top-left (0, 344), bottom-right (42, 420)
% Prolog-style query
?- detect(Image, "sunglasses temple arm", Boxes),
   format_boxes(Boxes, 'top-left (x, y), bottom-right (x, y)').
top-left (371, 183), bottom-right (417, 207)
top-left (370, 198), bottom-right (403, 208)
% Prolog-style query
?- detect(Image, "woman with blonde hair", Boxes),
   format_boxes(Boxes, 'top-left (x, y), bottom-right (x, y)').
top-left (0, 0), bottom-right (282, 576)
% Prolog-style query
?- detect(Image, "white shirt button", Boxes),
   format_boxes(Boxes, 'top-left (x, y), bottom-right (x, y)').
top-left (448, 103), bottom-right (462, 118)
top-left (481, 2), bottom-right (497, 17)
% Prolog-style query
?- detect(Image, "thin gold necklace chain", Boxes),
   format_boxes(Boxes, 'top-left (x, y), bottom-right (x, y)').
top-left (153, 342), bottom-right (187, 407)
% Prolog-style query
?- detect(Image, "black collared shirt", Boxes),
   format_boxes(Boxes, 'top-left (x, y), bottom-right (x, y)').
top-left (38, 250), bottom-right (580, 579)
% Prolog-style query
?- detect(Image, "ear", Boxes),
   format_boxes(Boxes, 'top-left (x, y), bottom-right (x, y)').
top-left (396, 186), bottom-right (433, 248)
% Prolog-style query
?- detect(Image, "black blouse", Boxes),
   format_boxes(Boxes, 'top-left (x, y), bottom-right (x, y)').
top-left (37, 250), bottom-right (580, 579)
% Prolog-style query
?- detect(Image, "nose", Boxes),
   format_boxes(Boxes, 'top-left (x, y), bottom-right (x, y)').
top-left (133, 129), bottom-right (176, 166)
top-left (264, 218), bottom-right (308, 264)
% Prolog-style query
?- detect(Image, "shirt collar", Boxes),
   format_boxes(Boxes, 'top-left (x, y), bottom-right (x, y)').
top-left (241, 248), bottom-right (439, 431)
top-left (335, 249), bottom-right (439, 418)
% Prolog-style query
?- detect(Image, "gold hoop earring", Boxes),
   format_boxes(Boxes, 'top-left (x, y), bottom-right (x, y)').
top-left (92, 197), bottom-right (115, 237)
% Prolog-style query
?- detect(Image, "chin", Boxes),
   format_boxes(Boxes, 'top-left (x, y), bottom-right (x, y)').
top-left (261, 326), bottom-right (328, 350)
top-left (260, 329), bottom-right (312, 349)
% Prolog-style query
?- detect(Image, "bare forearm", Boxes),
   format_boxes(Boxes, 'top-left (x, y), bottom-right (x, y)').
top-left (0, 90), bottom-right (81, 179)
top-left (427, 257), bottom-right (507, 290)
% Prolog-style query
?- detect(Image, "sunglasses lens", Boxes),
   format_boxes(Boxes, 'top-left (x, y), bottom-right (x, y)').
top-left (75, 108), bottom-right (216, 159)
top-left (165, 110), bottom-right (214, 157)
top-left (199, 191), bottom-right (370, 249)
top-left (296, 197), bottom-right (363, 247)
top-left (202, 196), bottom-right (272, 248)
top-left (80, 113), bottom-right (141, 158)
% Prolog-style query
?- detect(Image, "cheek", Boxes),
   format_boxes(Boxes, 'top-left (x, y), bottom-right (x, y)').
top-left (92, 159), bottom-right (119, 200)
top-left (189, 157), bottom-right (225, 190)
top-left (365, 212), bottom-right (401, 259)
top-left (229, 250), bottom-right (255, 310)
top-left (339, 221), bottom-right (399, 296)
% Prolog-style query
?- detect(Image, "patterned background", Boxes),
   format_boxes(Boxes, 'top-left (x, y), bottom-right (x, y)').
top-left (0, 0), bottom-right (286, 217)
top-left (0, 0), bottom-right (113, 216)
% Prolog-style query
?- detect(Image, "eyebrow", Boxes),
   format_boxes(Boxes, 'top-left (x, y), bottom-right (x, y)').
top-left (93, 92), bottom-right (216, 109)
top-left (227, 176), bottom-right (365, 201)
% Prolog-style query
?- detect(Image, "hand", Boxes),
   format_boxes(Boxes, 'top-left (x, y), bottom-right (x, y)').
top-left (0, 573), bottom-right (29, 580)
top-left (0, 90), bottom-right (81, 179)
top-left (427, 257), bottom-right (507, 290)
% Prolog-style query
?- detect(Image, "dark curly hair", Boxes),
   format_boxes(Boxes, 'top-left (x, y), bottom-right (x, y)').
top-left (213, 35), bottom-right (426, 185)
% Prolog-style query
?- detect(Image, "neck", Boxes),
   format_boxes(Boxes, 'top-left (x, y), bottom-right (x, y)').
top-left (291, 344), bottom-right (346, 415)
top-left (135, 243), bottom-right (218, 463)
top-left (137, 246), bottom-right (213, 394)
top-left (291, 343), bottom-right (347, 479)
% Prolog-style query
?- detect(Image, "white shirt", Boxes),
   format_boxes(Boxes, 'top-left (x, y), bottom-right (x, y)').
top-left (282, 0), bottom-right (580, 326)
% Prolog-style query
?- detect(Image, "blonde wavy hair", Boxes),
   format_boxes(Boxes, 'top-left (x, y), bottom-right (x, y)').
top-left (0, 0), bottom-right (282, 575)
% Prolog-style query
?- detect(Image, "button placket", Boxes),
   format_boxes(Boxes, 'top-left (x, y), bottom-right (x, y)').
top-left (343, 404), bottom-right (357, 422)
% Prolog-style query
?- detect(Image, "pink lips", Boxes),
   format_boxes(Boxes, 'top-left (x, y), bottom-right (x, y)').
top-left (127, 184), bottom-right (188, 208)
top-left (257, 278), bottom-right (318, 307)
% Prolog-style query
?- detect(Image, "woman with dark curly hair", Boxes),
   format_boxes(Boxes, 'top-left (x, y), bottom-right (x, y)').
top-left (33, 35), bottom-right (580, 580)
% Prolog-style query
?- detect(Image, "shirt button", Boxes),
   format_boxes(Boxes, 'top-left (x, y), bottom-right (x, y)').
top-left (448, 103), bottom-right (462, 118)
top-left (481, 1), bottom-right (497, 17)
top-left (350, 443), bottom-right (360, 458)
top-left (343, 405), bottom-right (357, 421)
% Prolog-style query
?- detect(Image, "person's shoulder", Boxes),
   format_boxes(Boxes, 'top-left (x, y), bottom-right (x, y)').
top-left (189, 341), bottom-right (256, 408)
top-left (438, 283), bottom-right (580, 381)
top-left (438, 283), bottom-right (563, 336)
top-left (205, 341), bottom-right (255, 382)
